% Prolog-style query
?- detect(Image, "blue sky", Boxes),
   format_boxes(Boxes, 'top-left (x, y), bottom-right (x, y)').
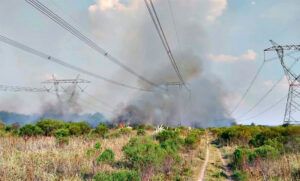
top-left (0, 0), bottom-right (299, 126)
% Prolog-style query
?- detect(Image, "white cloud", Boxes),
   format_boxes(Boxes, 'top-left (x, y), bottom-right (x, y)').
top-left (251, 1), bottom-right (256, 5)
top-left (241, 50), bottom-right (257, 60)
top-left (206, 0), bottom-right (227, 21)
top-left (207, 49), bottom-right (257, 63)
top-left (89, 0), bottom-right (128, 12)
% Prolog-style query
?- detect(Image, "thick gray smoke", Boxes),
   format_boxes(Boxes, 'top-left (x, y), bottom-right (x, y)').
top-left (114, 54), bottom-right (235, 128)
top-left (41, 84), bottom-right (82, 121)
top-left (101, 0), bottom-right (236, 128)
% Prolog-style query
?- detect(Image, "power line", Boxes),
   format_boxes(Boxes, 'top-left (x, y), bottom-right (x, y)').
top-left (238, 76), bottom-right (284, 119)
top-left (144, 0), bottom-right (188, 91)
top-left (243, 94), bottom-right (287, 121)
top-left (167, 0), bottom-right (182, 52)
top-left (237, 56), bottom-right (300, 119)
top-left (0, 34), bottom-right (151, 92)
top-left (82, 91), bottom-right (115, 111)
top-left (0, 84), bottom-right (50, 92)
top-left (230, 62), bottom-right (265, 115)
top-left (24, 0), bottom-right (161, 90)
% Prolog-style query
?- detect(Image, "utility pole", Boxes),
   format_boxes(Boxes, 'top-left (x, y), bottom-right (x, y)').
top-left (264, 41), bottom-right (300, 124)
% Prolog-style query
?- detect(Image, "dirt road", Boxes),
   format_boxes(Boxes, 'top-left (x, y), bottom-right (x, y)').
top-left (198, 135), bottom-right (209, 181)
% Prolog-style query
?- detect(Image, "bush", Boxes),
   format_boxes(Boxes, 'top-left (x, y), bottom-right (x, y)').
top-left (106, 131), bottom-right (121, 138)
top-left (254, 145), bottom-right (280, 160)
top-left (94, 170), bottom-right (140, 181)
top-left (292, 168), bottom-right (300, 181)
top-left (97, 149), bottom-right (115, 164)
top-left (232, 147), bottom-right (254, 169)
top-left (119, 127), bottom-right (132, 135)
top-left (122, 137), bottom-right (167, 171)
top-left (134, 124), bottom-right (155, 131)
top-left (5, 125), bottom-right (12, 132)
top-left (232, 170), bottom-right (249, 181)
top-left (156, 130), bottom-right (179, 143)
top-left (54, 128), bottom-right (69, 139)
top-left (184, 136), bottom-right (196, 149)
top-left (12, 129), bottom-right (19, 136)
top-left (137, 129), bottom-right (146, 136)
top-left (160, 139), bottom-right (182, 153)
top-left (69, 122), bottom-right (90, 135)
top-left (36, 119), bottom-right (69, 136)
top-left (19, 124), bottom-right (44, 137)
top-left (94, 124), bottom-right (108, 137)
top-left (87, 142), bottom-right (102, 157)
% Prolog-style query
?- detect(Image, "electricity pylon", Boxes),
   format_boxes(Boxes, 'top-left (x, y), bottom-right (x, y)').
top-left (264, 41), bottom-right (300, 124)
top-left (42, 74), bottom-right (90, 101)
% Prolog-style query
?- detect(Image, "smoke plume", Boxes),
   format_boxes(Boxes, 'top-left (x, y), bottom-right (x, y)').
top-left (88, 0), bottom-right (236, 127)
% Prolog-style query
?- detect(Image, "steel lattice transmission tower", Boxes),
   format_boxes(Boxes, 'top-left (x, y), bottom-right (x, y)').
top-left (42, 74), bottom-right (90, 101)
top-left (264, 41), bottom-right (300, 124)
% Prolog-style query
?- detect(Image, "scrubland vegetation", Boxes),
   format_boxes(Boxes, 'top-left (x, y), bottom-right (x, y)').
top-left (0, 120), bottom-right (206, 181)
top-left (211, 124), bottom-right (300, 181)
top-left (0, 120), bottom-right (299, 181)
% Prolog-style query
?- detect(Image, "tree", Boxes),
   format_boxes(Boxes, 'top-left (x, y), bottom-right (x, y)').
top-left (36, 119), bottom-right (69, 136)
top-left (69, 122), bottom-right (90, 135)
top-left (19, 124), bottom-right (44, 137)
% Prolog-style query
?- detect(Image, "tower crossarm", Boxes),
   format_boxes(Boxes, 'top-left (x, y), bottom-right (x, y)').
top-left (264, 44), bottom-right (300, 52)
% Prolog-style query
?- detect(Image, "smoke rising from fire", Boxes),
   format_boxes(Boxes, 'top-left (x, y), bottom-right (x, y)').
top-left (88, 0), bottom-right (236, 127)
top-left (41, 84), bottom-right (82, 121)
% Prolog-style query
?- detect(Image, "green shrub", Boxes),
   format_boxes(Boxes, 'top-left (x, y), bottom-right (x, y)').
top-left (94, 170), bottom-right (140, 181)
top-left (156, 130), bottom-right (179, 143)
top-left (94, 124), bottom-right (108, 137)
top-left (160, 139), bottom-right (182, 153)
top-left (94, 142), bottom-right (102, 151)
top-left (54, 128), bottom-right (69, 139)
top-left (119, 127), bottom-right (132, 135)
top-left (5, 125), bottom-right (12, 132)
top-left (36, 119), bottom-right (69, 136)
top-left (254, 145), bottom-right (280, 160)
top-left (97, 149), bottom-right (115, 164)
top-left (122, 137), bottom-right (167, 171)
top-left (134, 124), bottom-right (155, 131)
top-left (12, 129), bottom-right (19, 136)
top-left (232, 170), bottom-right (249, 181)
top-left (68, 122), bottom-right (90, 135)
top-left (232, 147), bottom-right (255, 169)
top-left (137, 129), bottom-right (146, 136)
top-left (106, 131), bottom-right (121, 138)
top-left (19, 124), bottom-right (44, 136)
top-left (292, 168), bottom-right (300, 181)
top-left (184, 135), bottom-right (196, 149)
top-left (86, 142), bottom-right (102, 157)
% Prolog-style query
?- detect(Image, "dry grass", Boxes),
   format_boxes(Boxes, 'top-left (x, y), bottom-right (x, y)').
top-left (246, 153), bottom-right (300, 181)
top-left (0, 131), bottom-right (135, 181)
top-left (0, 129), bottom-right (208, 181)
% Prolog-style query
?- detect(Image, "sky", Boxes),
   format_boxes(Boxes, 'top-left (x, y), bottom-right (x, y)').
top-left (0, 0), bottom-right (299, 126)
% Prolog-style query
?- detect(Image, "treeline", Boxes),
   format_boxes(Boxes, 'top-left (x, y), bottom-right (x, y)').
top-left (211, 125), bottom-right (300, 180)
